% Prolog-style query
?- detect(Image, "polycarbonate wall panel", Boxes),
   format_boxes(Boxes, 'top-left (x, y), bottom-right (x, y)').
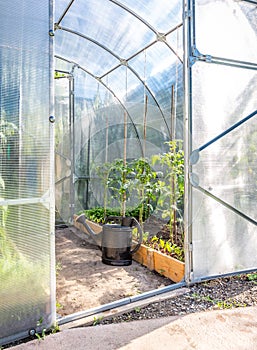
top-left (195, 0), bottom-right (257, 64)
top-left (55, 76), bottom-right (72, 223)
top-left (0, 1), bottom-right (55, 345)
top-left (192, 188), bottom-right (257, 278)
top-left (189, 0), bottom-right (257, 281)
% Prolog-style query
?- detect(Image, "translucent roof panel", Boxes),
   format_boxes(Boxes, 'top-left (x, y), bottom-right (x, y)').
top-left (111, 0), bottom-right (182, 33)
top-left (56, 29), bottom-right (120, 76)
top-left (54, 0), bottom-right (184, 143)
top-left (56, 0), bottom-right (155, 58)
top-left (54, 0), bottom-right (183, 76)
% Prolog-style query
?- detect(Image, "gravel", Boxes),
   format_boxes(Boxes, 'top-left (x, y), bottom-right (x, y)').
top-left (3, 273), bottom-right (256, 348)
top-left (101, 273), bottom-right (257, 324)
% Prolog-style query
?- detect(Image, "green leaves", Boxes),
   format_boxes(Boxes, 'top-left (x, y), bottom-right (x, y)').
top-left (146, 235), bottom-right (184, 261)
top-left (151, 140), bottom-right (184, 243)
top-left (93, 157), bottom-right (161, 219)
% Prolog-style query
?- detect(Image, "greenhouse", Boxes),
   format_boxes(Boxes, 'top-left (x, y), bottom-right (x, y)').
top-left (0, 0), bottom-right (257, 345)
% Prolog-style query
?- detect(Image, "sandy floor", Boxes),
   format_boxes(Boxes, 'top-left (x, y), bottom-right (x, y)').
top-left (55, 226), bottom-right (171, 316)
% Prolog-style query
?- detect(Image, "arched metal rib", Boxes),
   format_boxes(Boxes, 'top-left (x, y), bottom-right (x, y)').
top-left (56, 26), bottom-right (174, 137)
top-left (108, 0), bottom-right (158, 34)
top-left (55, 55), bottom-right (144, 155)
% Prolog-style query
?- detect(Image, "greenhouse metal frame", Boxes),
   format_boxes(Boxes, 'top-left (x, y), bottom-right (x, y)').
top-left (0, 0), bottom-right (257, 345)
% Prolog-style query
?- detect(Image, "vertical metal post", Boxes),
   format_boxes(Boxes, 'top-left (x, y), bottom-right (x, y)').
top-left (69, 74), bottom-right (75, 221)
top-left (86, 124), bottom-right (91, 209)
top-left (49, 0), bottom-right (56, 326)
top-left (183, 0), bottom-right (194, 284)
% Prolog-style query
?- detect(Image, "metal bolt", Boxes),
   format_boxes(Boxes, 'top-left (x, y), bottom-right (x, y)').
top-left (49, 29), bottom-right (55, 37)
top-left (28, 328), bottom-right (36, 336)
top-left (49, 115), bottom-right (55, 123)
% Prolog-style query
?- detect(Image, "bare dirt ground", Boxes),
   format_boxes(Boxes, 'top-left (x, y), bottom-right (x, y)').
top-left (55, 226), bottom-right (171, 316)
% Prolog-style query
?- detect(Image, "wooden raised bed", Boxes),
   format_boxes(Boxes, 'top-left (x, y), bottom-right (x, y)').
top-left (133, 244), bottom-right (184, 283)
top-left (73, 215), bottom-right (184, 283)
top-left (74, 215), bottom-right (102, 235)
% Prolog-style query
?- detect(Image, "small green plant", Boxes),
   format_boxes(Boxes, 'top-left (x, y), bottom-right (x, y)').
top-left (92, 316), bottom-right (104, 326)
top-left (56, 301), bottom-right (63, 311)
top-left (131, 158), bottom-right (162, 227)
top-left (191, 293), bottom-right (247, 309)
top-left (215, 300), bottom-right (246, 309)
top-left (92, 157), bottom-right (160, 222)
top-left (51, 322), bottom-right (60, 334)
top-left (134, 307), bottom-right (141, 313)
top-left (33, 319), bottom-right (60, 341)
top-left (56, 262), bottom-right (62, 276)
top-left (247, 272), bottom-right (257, 281)
top-left (145, 235), bottom-right (184, 261)
top-left (106, 159), bottom-right (136, 217)
top-left (35, 317), bottom-right (46, 341)
top-left (202, 295), bottom-right (215, 303)
top-left (93, 159), bottom-right (135, 217)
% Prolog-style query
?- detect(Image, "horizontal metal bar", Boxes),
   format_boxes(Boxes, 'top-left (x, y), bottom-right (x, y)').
top-left (208, 57), bottom-right (257, 71)
top-left (194, 51), bottom-right (257, 71)
top-left (129, 281), bottom-right (186, 302)
top-left (58, 281), bottom-right (186, 325)
top-left (0, 197), bottom-right (49, 207)
top-left (198, 267), bottom-right (257, 284)
top-left (0, 329), bottom-right (31, 347)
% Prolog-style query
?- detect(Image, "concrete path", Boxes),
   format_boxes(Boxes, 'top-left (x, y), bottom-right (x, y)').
top-left (11, 306), bottom-right (257, 350)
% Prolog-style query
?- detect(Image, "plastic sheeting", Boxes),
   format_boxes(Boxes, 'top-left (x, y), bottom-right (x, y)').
top-left (186, 0), bottom-right (257, 281)
top-left (54, 0), bottom-right (184, 221)
top-left (1, 0), bottom-right (257, 345)
top-left (0, 0), bottom-right (55, 345)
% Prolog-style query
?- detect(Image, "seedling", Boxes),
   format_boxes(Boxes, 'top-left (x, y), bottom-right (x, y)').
top-left (93, 316), bottom-right (104, 326)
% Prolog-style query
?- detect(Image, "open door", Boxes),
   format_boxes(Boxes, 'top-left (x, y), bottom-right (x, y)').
top-left (184, 0), bottom-right (257, 282)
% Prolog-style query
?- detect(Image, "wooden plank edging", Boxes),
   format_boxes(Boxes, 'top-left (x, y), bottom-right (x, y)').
top-left (133, 244), bottom-right (185, 283)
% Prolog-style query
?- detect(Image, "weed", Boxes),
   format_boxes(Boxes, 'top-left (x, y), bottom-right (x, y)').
top-left (56, 262), bottom-right (62, 276)
top-left (247, 273), bottom-right (257, 281)
top-left (191, 293), bottom-right (215, 304)
top-left (92, 316), bottom-right (104, 326)
top-left (56, 301), bottom-right (63, 311)
top-left (202, 295), bottom-right (214, 303)
top-left (50, 322), bottom-right (60, 334)
top-left (35, 317), bottom-right (46, 341)
top-left (35, 329), bottom-right (46, 341)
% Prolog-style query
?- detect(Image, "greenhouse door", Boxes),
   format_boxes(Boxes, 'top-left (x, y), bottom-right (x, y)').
top-left (0, 0), bottom-right (55, 345)
top-left (184, 0), bottom-right (257, 283)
